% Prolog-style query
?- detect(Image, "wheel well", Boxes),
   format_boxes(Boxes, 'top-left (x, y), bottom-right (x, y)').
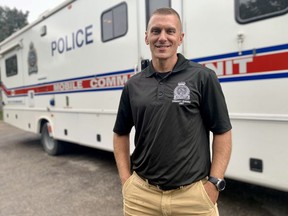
top-left (39, 119), bottom-right (49, 134)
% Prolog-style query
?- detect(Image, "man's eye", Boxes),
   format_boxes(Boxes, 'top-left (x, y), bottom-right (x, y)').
top-left (151, 29), bottom-right (160, 34)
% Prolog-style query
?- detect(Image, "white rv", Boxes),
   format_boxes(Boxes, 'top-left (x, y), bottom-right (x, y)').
top-left (0, 0), bottom-right (288, 191)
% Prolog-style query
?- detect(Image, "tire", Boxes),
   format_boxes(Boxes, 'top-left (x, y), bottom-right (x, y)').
top-left (41, 123), bottom-right (64, 155)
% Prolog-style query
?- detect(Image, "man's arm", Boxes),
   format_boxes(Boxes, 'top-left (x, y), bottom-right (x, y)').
top-left (113, 133), bottom-right (131, 186)
top-left (204, 130), bottom-right (232, 203)
top-left (210, 129), bottom-right (232, 178)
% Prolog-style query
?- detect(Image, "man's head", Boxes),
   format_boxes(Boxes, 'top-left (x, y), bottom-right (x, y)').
top-left (145, 8), bottom-right (184, 62)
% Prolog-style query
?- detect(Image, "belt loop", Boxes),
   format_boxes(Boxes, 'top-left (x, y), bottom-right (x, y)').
top-left (201, 176), bottom-right (209, 184)
top-left (138, 173), bottom-right (150, 188)
top-left (145, 178), bottom-right (149, 184)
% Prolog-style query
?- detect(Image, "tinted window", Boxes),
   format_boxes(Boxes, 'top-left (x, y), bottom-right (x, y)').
top-left (5, 55), bottom-right (18, 77)
top-left (146, 0), bottom-right (171, 26)
top-left (236, 0), bottom-right (288, 24)
top-left (101, 3), bottom-right (128, 42)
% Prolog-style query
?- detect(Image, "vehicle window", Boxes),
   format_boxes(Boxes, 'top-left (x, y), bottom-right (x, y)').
top-left (101, 2), bottom-right (128, 42)
top-left (146, 0), bottom-right (171, 27)
top-left (236, 0), bottom-right (288, 24)
top-left (5, 55), bottom-right (18, 77)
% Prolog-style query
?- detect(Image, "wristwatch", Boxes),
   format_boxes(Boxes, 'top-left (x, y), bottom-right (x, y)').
top-left (208, 176), bottom-right (226, 191)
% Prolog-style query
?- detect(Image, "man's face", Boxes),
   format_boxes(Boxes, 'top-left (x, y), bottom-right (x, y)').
top-left (145, 14), bottom-right (184, 61)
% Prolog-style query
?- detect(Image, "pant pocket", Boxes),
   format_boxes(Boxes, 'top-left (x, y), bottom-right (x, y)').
top-left (122, 174), bottom-right (134, 196)
top-left (199, 180), bottom-right (215, 208)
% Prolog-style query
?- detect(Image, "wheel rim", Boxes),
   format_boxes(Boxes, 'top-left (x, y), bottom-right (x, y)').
top-left (43, 125), bottom-right (55, 151)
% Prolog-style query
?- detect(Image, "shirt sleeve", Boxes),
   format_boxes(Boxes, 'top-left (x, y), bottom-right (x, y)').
top-left (200, 70), bottom-right (232, 134)
top-left (113, 84), bottom-right (134, 135)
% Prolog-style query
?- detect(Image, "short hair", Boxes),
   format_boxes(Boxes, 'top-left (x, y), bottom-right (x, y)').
top-left (151, 7), bottom-right (181, 21)
top-left (148, 7), bottom-right (182, 31)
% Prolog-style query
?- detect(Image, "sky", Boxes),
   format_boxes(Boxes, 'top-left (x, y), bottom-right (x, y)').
top-left (0, 0), bottom-right (65, 23)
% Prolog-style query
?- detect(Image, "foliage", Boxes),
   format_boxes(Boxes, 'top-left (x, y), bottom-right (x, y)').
top-left (0, 6), bottom-right (29, 42)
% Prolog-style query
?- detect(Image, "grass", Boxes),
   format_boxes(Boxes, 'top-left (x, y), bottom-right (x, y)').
top-left (0, 110), bottom-right (3, 121)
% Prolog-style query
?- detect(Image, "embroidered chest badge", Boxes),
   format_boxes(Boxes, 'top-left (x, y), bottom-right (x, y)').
top-left (172, 82), bottom-right (191, 105)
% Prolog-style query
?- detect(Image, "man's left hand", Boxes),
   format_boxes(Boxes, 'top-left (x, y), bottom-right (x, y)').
top-left (203, 181), bottom-right (219, 204)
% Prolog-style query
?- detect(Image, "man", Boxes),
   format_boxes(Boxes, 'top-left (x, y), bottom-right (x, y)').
top-left (113, 7), bottom-right (232, 216)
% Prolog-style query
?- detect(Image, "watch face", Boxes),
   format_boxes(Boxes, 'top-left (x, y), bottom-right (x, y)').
top-left (217, 180), bottom-right (226, 191)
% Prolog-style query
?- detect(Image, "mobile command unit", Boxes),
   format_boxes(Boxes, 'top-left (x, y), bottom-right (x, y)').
top-left (0, 0), bottom-right (287, 191)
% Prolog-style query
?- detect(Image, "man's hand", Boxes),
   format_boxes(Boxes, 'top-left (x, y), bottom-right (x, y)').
top-left (121, 174), bottom-right (132, 186)
top-left (203, 181), bottom-right (219, 204)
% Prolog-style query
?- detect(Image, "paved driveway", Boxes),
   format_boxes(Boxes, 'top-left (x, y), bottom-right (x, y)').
top-left (0, 121), bottom-right (287, 216)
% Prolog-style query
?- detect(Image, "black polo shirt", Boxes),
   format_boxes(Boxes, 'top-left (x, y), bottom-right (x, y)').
top-left (113, 54), bottom-right (232, 187)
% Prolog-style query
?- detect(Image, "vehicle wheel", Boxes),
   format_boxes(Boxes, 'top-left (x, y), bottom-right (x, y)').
top-left (41, 123), bottom-right (64, 155)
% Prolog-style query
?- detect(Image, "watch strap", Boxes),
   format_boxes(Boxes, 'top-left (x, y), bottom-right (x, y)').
top-left (208, 176), bottom-right (226, 191)
top-left (208, 176), bottom-right (219, 185)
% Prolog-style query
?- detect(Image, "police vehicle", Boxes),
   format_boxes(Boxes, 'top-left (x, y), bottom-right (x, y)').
top-left (0, 0), bottom-right (287, 191)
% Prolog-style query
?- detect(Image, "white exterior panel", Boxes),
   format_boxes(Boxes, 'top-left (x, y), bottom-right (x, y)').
top-left (1, 0), bottom-right (288, 191)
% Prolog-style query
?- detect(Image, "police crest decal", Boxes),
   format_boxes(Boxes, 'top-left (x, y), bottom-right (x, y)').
top-left (172, 82), bottom-right (191, 105)
top-left (28, 42), bottom-right (38, 75)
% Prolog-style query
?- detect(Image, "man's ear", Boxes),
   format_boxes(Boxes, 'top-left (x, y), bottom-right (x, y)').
top-left (179, 32), bottom-right (184, 46)
top-left (145, 32), bottom-right (149, 45)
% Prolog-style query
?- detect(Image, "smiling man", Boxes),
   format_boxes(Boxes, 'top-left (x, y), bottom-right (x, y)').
top-left (113, 8), bottom-right (232, 216)
top-left (145, 11), bottom-right (184, 72)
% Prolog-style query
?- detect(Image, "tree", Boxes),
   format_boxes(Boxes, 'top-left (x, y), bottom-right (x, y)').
top-left (0, 6), bottom-right (29, 42)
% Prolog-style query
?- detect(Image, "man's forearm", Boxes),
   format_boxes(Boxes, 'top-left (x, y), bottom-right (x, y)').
top-left (210, 130), bottom-right (232, 179)
top-left (113, 133), bottom-right (131, 185)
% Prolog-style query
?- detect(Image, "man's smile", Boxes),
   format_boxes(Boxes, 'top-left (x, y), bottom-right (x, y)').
top-left (155, 44), bottom-right (171, 48)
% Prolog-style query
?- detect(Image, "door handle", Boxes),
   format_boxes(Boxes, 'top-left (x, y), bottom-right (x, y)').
top-left (141, 59), bottom-right (150, 70)
top-left (237, 32), bottom-right (244, 55)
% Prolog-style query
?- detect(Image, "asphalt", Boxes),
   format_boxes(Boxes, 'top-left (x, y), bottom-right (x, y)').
top-left (0, 121), bottom-right (288, 216)
top-left (0, 121), bottom-right (122, 216)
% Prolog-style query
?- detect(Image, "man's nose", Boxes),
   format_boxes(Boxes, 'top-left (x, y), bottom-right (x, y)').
top-left (158, 30), bottom-right (167, 41)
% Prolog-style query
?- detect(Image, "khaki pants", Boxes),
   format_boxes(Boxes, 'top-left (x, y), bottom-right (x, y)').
top-left (122, 172), bottom-right (219, 216)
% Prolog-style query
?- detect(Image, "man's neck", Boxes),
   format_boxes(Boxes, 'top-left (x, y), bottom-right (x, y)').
top-left (152, 55), bottom-right (178, 73)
